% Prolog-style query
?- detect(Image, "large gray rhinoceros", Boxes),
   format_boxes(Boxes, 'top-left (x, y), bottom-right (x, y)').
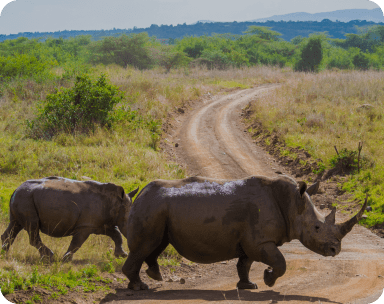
top-left (1, 176), bottom-right (139, 261)
top-left (122, 175), bottom-right (367, 291)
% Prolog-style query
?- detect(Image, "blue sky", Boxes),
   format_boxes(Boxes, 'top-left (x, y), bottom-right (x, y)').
top-left (0, 0), bottom-right (383, 35)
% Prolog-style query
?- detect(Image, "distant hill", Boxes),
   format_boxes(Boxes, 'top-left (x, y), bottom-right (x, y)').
top-left (1, 19), bottom-right (384, 43)
top-left (251, 8), bottom-right (384, 23)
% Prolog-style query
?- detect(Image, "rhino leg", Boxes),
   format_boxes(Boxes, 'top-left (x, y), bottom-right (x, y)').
top-left (105, 227), bottom-right (128, 258)
top-left (62, 230), bottom-right (91, 262)
top-left (258, 242), bottom-right (286, 287)
top-left (26, 222), bottom-right (54, 261)
top-left (144, 235), bottom-right (169, 281)
top-left (1, 219), bottom-right (23, 252)
top-left (236, 256), bottom-right (257, 289)
top-left (123, 252), bottom-right (149, 291)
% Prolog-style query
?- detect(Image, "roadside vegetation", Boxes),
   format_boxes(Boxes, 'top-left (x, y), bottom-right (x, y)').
top-left (1, 24), bottom-right (384, 301)
top-left (245, 70), bottom-right (384, 227)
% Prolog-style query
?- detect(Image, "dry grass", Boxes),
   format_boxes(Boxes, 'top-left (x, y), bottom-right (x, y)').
top-left (247, 69), bottom-right (384, 225)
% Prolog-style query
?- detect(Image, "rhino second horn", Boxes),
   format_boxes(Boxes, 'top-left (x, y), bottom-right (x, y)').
top-left (337, 194), bottom-right (368, 238)
top-left (325, 207), bottom-right (336, 225)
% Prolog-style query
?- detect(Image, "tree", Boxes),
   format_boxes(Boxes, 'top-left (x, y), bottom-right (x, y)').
top-left (243, 26), bottom-right (282, 41)
top-left (353, 52), bottom-right (369, 70)
top-left (295, 37), bottom-right (323, 72)
top-left (88, 33), bottom-right (153, 69)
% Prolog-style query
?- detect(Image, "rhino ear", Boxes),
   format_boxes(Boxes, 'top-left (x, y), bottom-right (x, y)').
top-left (298, 181), bottom-right (307, 198)
top-left (306, 181), bottom-right (320, 196)
top-left (104, 183), bottom-right (125, 199)
top-left (128, 187), bottom-right (139, 199)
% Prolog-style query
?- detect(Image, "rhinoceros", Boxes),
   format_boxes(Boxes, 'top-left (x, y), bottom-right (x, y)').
top-left (1, 176), bottom-right (139, 261)
top-left (122, 175), bottom-right (367, 291)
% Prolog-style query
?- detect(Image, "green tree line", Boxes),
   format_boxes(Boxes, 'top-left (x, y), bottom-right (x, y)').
top-left (1, 25), bottom-right (384, 83)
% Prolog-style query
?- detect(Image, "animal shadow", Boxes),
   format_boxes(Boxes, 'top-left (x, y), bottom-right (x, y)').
top-left (100, 288), bottom-right (342, 303)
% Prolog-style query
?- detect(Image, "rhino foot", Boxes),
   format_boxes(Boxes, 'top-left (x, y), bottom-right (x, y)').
top-left (128, 281), bottom-right (149, 291)
top-left (264, 268), bottom-right (276, 287)
top-left (62, 252), bottom-right (74, 263)
top-left (114, 250), bottom-right (128, 258)
top-left (237, 281), bottom-right (258, 289)
top-left (146, 268), bottom-right (163, 281)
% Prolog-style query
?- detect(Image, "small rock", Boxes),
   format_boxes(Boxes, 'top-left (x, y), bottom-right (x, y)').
top-left (220, 261), bottom-right (227, 264)
top-left (320, 204), bottom-right (325, 210)
top-left (167, 278), bottom-right (173, 282)
top-left (177, 108), bottom-right (185, 114)
top-left (275, 171), bottom-right (283, 174)
top-left (81, 176), bottom-right (92, 180)
top-left (175, 143), bottom-right (179, 147)
top-left (362, 214), bottom-right (368, 219)
top-left (180, 278), bottom-right (186, 284)
top-left (379, 275), bottom-right (383, 278)
top-left (366, 206), bottom-right (372, 212)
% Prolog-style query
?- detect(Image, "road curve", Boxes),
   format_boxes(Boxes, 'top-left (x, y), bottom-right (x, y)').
top-left (115, 85), bottom-right (384, 304)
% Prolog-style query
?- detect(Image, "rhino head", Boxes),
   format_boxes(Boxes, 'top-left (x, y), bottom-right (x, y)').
top-left (293, 181), bottom-right (367, 257)
top-left (111, 186), bottom-right (139, 239)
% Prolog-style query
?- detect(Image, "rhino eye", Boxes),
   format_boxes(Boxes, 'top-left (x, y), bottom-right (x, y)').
top-left (315, 225), bottom-right (320, 232)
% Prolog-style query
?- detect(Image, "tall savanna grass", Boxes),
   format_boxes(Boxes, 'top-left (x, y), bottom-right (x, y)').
top-left (247, 69), bottom-right (384, 226)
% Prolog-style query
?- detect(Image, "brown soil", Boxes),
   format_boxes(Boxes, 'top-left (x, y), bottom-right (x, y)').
top-left (6, 85), bottom-right (384, 304)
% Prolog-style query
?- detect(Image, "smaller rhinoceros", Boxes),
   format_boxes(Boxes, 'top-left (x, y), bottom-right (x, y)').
top-left (1, 176), bottom-right (138, 261)
top-left (122, 175), bottom-right (367, 291)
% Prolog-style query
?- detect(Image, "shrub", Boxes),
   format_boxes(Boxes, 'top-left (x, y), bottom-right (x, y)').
top-left (27, 74), bottom-right (123, 139)
top-left (0, 54), bottom-right (56, 82)
top-left (353, 52), bottom-right (369, 70)
top-left (295, 37), bottom-right (323, 72)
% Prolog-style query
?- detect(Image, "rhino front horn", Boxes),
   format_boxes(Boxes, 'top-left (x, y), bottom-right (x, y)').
top-left (337, 193), bottom-right (368, 238)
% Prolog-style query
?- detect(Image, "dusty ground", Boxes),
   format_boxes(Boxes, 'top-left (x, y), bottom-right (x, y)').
top-left (6, 85), bottom-right (384, 304)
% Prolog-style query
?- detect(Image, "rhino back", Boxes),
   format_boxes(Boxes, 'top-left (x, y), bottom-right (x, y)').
top-left (12, 177), bottom-right (116, 237)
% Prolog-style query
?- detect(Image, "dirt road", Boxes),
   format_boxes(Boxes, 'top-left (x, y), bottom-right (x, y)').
top-left (113, 85), bottom-right (384, 304)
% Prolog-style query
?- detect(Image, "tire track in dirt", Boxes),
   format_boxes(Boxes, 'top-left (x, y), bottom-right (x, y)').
top-left (112, 85), bottom-right (384, 304)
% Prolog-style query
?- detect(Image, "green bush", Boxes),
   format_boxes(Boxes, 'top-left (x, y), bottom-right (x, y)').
top-left (27, 74), bottom-right (124, 139)
top-left (295, 37), bottom-right (323, 72)
top-left (0, 53), bottom-right (56, 81)
top-left (353, 52), bottom-right (370, 70)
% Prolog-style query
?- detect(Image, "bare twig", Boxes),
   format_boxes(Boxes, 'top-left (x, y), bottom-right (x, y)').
top-left (357, 142), bottom-right (363, 173)
top-left (334, 145), bottom-right (339, 156)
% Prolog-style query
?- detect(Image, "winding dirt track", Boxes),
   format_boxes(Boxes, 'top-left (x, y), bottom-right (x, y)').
top-left (118, 85), bottom-right (384, 303)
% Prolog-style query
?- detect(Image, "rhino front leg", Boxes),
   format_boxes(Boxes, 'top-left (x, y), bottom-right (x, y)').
top-left (62, 230), bottom-right (91, 262)
top-left (236, 256), bottom-right (257, 289)
top-left (258, 242), bottom-right (286, 287)
top-left (105, 227), bottom-right (128, 258)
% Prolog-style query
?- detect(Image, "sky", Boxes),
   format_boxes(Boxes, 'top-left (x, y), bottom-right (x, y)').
top-left (0, 0), bottom-right (383, 35)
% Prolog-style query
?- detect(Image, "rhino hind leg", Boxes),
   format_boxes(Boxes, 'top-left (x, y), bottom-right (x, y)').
top-left (236, 256), bottom-right (257, 289)
top-left (123, 252), bottom-right (149, 291)
top-left (1, 220), bottom-right (23, 252)
top-left (144, 235), bottom-right (169, 281)
top-left (26, 222), bottom-right (54, 261)
top-left (105, 227), bottom-right (128, 258)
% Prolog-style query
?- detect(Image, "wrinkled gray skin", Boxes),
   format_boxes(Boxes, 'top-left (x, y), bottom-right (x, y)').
top-left (1, 177), bottom-right (139, 262)
top-left (123, 175), bottom-right (367, 291)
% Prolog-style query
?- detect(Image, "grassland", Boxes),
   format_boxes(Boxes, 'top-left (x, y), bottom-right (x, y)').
top-left (245, 69), bottom-right (384, 226)
top-left (0, 65), bottom-right (291, 300)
